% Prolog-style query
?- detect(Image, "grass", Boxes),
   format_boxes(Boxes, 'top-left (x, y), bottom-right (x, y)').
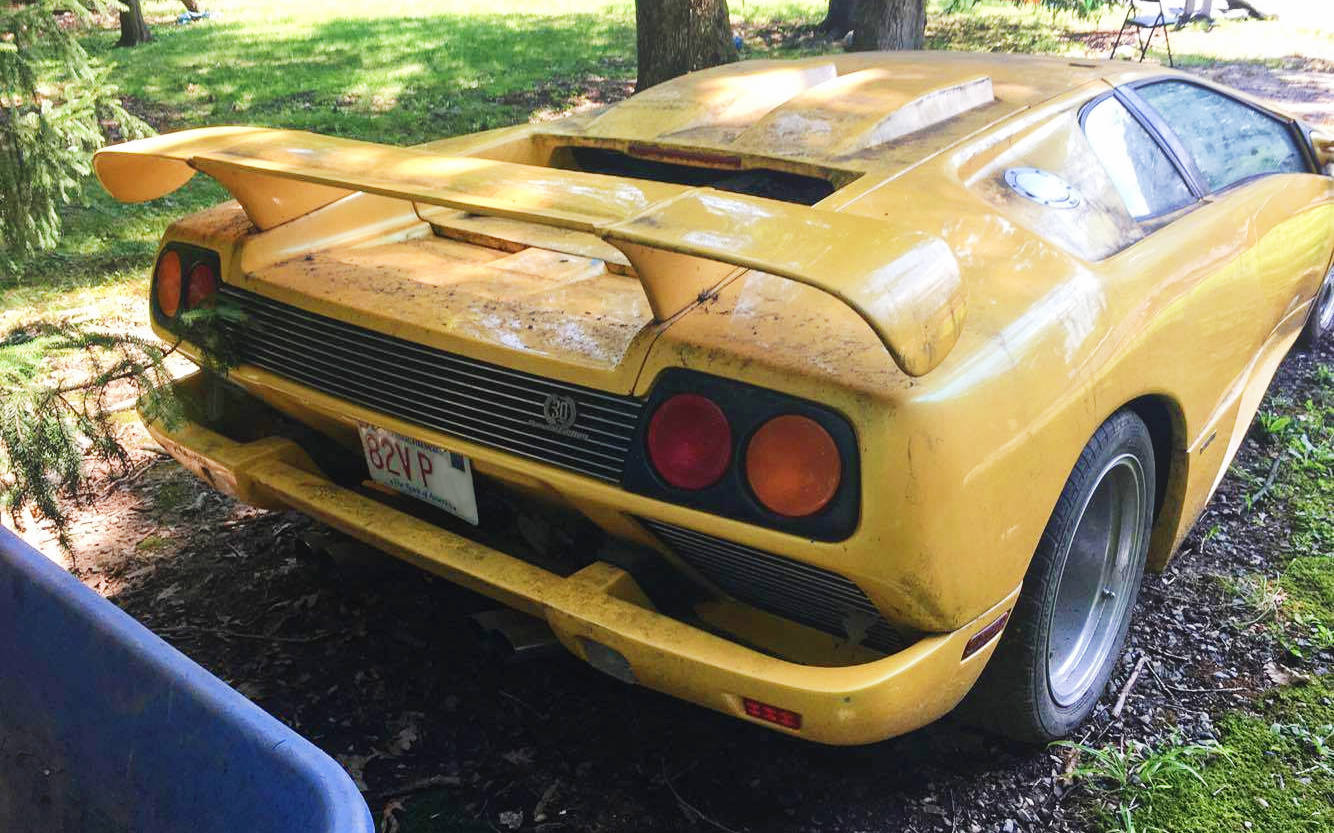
top-left (1057, 735), bottom-right (1227, 832)
top-left (88, 1), bottom-right (646, 144)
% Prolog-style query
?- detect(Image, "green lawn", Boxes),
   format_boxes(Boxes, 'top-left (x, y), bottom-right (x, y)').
top-left (1133, 677), bottom-right (1334, 833)
top-left (95, 1), bottom-right (649, 144)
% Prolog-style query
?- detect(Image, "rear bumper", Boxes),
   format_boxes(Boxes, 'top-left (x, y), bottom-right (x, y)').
top-left (143, 381), bottom-right (1017, 745)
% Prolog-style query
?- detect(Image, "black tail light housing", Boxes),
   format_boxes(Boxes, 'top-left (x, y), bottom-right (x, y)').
top-left (623, 369), bottom-right (860, 541)
top-left (151, 242), bottom-right (221, 329)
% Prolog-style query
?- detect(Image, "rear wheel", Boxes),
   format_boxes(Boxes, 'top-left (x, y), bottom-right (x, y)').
top-left (963, 410), bottom-right (1155, 743)
top-left (1297, 262), bottom-right (1334, 350)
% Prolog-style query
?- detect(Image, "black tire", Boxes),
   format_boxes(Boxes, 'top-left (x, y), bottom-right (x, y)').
top-left (961, 410), bottom-right (1156, 743)
top-left (1297, 263), bottom-right (1334, 351)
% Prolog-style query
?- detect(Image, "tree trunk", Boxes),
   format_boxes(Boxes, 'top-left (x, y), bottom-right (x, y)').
top-left (635, 0), bottom-right (738, 92)
top-left (818, 0), bottom-right (858, 40)
top-left (180, 0), bottom-right (201, 11)
top-left (117, 0), bottom-right (152, 47)
top-left (849, 0), bottom-right (926, 52)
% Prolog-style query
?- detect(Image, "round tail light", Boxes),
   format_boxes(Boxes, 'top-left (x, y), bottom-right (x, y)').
top-left (647, 393), bottom-right (732, 490)
top-left (745, 414), bottom-right (841, 517)
top-left (185, 261), bottom-right (218, 309)
top-left (155, 250), bottom-right (183, 318)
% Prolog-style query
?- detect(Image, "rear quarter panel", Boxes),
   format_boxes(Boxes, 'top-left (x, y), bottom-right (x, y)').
top-left (643, 92), bottom-right (1333, 634)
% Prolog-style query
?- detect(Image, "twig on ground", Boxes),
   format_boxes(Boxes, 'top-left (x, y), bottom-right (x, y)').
top-left (153, 623), bottom-right (333, 644)
top-left (1149, 647), bottom-right (1192, 663)
top-left (1246, 454), bottom-right (1283, 511)
top-left (101, 455), bottom-right (158, 496)
top-left (661, 760), bottom-right (740, 833)
top-left (1155, 679), bottom-right (1247, 695)
top-left (1113, 654), bottom-right (1150, 718)
top-left (499, 689), bottom-right (549, 720)
top-left (1146, 661), bottom-right (1184, 706)
top-left (375, 774), bottom-right (463, 802)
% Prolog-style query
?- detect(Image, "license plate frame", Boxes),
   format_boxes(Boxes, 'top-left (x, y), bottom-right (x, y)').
top-left (357, 424), bottom-right (479, 525)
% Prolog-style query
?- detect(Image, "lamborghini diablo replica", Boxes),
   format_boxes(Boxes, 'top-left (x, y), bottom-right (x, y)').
top-left (95, 52), bottom-right (1334, 744)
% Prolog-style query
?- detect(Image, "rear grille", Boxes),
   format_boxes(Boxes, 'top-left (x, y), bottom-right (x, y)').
top-left (641, 520), bottom-right (910, 655)
top-left (219, 286), bottom-right (643, 482)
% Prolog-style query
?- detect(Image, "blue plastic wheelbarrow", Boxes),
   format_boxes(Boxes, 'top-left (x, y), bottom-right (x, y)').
top-left (0, 525), bottom-right (373, 833)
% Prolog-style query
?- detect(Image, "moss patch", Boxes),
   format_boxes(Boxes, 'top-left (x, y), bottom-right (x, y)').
top-left (1135, 674), bottom-right (1334, 833)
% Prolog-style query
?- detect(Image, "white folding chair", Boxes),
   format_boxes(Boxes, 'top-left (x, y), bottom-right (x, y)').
top-left (1110, 1), bottom-right (1185, 67)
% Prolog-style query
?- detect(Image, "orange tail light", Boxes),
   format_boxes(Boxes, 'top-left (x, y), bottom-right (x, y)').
top-left (745, 414), bottom-right (841, 517)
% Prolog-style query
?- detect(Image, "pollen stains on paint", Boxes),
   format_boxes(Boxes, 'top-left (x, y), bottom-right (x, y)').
top-left (653, 270), bottom-right (909, 398)
top-left (167, 200), bottom-right (255, 246)
top-left (244, 235), bottom-right (658, 376)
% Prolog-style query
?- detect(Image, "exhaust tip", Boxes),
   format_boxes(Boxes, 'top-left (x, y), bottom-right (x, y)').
top-left (469, 609), bottom-right (560, 664)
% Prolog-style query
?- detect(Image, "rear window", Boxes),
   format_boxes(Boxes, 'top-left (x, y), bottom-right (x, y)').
top-left (555, 146), bottom-right (837, 206)
top-left (1134, 80), bottom-right (1308, 192)
top-left (1083, 96), bottom-right (1195, 220)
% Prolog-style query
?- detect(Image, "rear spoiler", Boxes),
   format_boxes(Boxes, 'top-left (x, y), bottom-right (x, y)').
top-left (94, 127), bottom-right (965, 376)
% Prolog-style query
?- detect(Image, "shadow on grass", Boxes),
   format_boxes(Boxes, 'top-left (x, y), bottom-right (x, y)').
top-left (927, 12), bottom-right (1081, 55)
top-left (87, 11), bottom-right (637, 144)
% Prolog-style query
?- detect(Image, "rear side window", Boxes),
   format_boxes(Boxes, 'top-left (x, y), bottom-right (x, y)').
top-left (1135, 80), bottom-right (1307, 191)
top-left (1083, 96), bottom-right (1195, 220)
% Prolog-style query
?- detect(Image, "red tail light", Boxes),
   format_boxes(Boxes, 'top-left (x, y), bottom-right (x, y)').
top-left (647, 393), bottom-right (732, 489)
top-left (742, 697), bottom-right (802, 730)
top-left (185, 261), bottom-right (218, 310)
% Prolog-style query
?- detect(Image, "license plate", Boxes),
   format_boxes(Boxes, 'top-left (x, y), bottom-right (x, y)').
top-left (358, 424), bottom-right (478, 525)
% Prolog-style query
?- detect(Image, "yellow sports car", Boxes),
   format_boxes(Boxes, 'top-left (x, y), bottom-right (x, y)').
top-left (95, 52), bottom-right (1334, 745)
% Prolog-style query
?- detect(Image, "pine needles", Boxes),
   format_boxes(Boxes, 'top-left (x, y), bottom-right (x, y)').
top-left (0, 305), bottom-right (241, 555)
top-left (1, 1), bottom-right (150, 272)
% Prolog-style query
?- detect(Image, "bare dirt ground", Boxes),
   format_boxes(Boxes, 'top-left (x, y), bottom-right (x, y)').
top-left (10, 24), bottom-right (1334, 833)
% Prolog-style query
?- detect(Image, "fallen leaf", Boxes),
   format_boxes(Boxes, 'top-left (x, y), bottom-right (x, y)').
top-left (1264, 661), bottom-right (1309, 687)
top-left (336, 752), bottom-right (379, 792)
top-left (381, 799), bottom-right (405, 833)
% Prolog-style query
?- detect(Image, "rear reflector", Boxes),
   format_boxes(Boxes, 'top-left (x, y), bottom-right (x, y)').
top-left (742, 697), bottom-right (802, 730)
top-left (962, 610), bottom-right (1010, 660)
